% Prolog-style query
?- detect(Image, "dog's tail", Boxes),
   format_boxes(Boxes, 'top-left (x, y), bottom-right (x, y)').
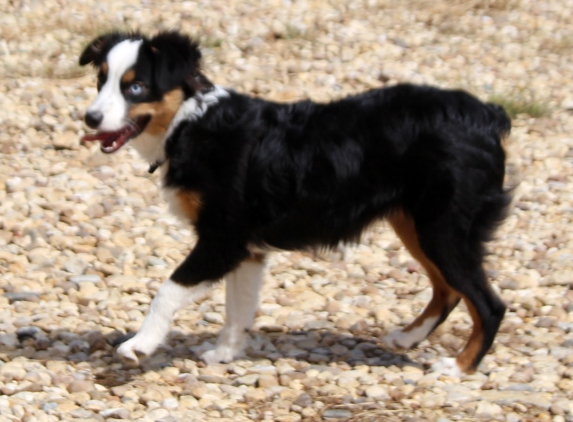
top-left (482, 102), bottom-right (515, 240)
top-left (486, 102), bottom-right (511, 142)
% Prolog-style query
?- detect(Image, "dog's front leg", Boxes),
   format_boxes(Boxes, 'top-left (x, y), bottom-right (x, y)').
top-left (117, 279), bottom-right (214, 364)
top-left (117, 237), bottom-right (250, 364)
top-left (201, 256), bottom-right (265, 364)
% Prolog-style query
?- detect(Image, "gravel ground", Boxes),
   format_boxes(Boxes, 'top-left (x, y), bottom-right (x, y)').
top-left (1, 0), bottom-right (573, 421)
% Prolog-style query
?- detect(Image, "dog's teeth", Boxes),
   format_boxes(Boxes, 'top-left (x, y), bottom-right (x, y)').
top-left (112, 141), bottom-right (117, 148)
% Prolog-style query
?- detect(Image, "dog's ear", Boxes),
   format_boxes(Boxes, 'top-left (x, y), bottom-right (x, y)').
top-left (150, 31), bottom-right (212, 93)
top-left (79, 34), bottom-right (114, 66)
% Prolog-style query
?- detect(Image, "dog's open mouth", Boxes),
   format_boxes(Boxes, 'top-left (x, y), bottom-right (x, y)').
top-left (81, 116), bottom-right (151, 153)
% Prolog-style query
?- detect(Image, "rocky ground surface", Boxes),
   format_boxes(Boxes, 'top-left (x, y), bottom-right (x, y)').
top-left (1, 0), bottom-right (573, 421)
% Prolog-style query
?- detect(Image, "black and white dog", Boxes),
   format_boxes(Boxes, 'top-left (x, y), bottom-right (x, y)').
top-left (79, 31), bottom-right (511, 375)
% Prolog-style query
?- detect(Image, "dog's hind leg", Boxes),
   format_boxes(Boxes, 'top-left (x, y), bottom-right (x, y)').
top-left (117, 279), bottom-right (214, 364)
top-left (201, 255), bottom-right (265, 364)
top-left (414, 210), bottom-right (506, 375)
top-left (383, 210), bottom-right (460, 351)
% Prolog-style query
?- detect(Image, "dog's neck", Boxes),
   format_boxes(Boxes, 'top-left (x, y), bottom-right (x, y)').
top-left (131, 85), bottom-right (230, 174)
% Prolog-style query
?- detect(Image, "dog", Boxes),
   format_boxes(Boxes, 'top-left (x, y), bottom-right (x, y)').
top-left (79, 30), bottom-right (511, 375)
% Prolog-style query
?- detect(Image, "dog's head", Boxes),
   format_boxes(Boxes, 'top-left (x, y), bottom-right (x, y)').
top-left (79, 31), bottom-right (212, 155)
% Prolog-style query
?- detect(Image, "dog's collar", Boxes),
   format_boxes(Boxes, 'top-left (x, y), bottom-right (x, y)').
top-left (148, 160), bottom-right (165, 174)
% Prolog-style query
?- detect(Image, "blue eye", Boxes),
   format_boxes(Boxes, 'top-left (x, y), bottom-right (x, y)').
top-left (129, 83), bottom-right (143, 95)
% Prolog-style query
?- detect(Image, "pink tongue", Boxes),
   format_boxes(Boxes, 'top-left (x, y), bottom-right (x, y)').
top-left (81, 126), bottom-right (137, 153)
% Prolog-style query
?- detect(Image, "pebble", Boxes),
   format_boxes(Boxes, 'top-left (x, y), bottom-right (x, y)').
top-left (294, 393), bottom-right (312, 408)
top-left (323, 408), bottom-right (353, 419)
top-left (67, 380), bottom-right (94, 394)
top-left (235, 374), bottom-right (259, 386)
top-left (476, 401), bottom-right (503, 417)
top-left (204, 312), bottom-right (225, 325)
top-left (100, 407), bottom-right (131, 419)
top-left (64, 256), bottom-right (89, 275)
top-left (4, 292), bottom-right (40, 303)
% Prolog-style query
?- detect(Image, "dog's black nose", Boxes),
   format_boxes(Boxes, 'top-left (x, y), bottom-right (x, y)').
top-left (85, 110), bottom-right (103, 129)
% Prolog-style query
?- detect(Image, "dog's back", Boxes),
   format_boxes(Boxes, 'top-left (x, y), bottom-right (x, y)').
top-left (172, 84), bottom-right (510, 251)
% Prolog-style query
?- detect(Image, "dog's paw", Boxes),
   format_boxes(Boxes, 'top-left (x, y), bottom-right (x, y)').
top-left (382, 328), bottom-right (419, 350)
top-left (201, 347), bottom-right (237, 365)
top-left (116, 335), bottom-right (156, 364)
top-left (430, 357), bottom-right (463, 378)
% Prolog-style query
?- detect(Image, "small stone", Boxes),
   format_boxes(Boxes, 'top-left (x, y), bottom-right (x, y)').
top-left (258, 374), bottom-right (279, 388)
top-left (505, 413), bottom-right (522, 422)
top-left (476, 401), bottom-right (502, 417)
top-left (536, 317), bottom-right (556, 328)
top-left (198, 374), bottom-right (229, 384)
top-left (323, 408), bottom-right (353, 419)
top-left (84, 400), bottom-right (106, 412)
top-left (0, 333), bottom-right (18, 347)
top-left (70, 274), bottom-right (102, 285)
top-left (161, 397), bottom-right (179, 410)
top-left (100, 407), bottom-right (130, 419)
top-left (235, 374), bottom-right (259, 386)
top-left (294, 393), bottom-right (312, 408)
top-left (141, 386), bottom-right (172, 403)
top-left (4, 292), bottom-right (40, 303)
top-left (64, 256), bottom-right (89, 274)
top-left (67, 380), bottom-right (94, 394)
top-left (499, 273), bottom-right (538, 290)
top-left (15, 326), bottom-right (41, 340)
top-left (337, 375), bottom-right (359, 389)
top-left (87, 331), bottom-right (107, 353)
top-left (110, 384), bottom-right (131, 397)
top-left (204, 312), bottom-right (225, 325)
top-left (147, 256), bottom-right (168, 267)
top-left (546, 270), bottom-right (573, 286)
top-left (365, 385), bottom-right (389, 400)
top-left (53, 131), bottom-right (79, 150)
top-left (245, 389), bottom-right (266, 402)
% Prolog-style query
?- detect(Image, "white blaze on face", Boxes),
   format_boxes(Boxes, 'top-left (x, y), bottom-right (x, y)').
top-left (86, 39), bottom-right (143, 132)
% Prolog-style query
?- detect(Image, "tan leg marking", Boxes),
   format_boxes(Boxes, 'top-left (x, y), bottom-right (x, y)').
top-left (455, 297), bottom-right (483, 374)
top-left (247, 252), bottom-right (266, 263)
top-left (389, 210), bottom-right (459, 328)
top-left (383, 209), bottom-right (459, 349)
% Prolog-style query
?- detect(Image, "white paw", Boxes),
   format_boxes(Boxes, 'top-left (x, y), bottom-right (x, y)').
top-left (116, 335), bottom-right (158, 364)
top-left (383, 328), bottom-right (418, 350)
top-left (201, 346), bottom-right (238, 364)
top-left (430, 357), bottom-right (462, 378)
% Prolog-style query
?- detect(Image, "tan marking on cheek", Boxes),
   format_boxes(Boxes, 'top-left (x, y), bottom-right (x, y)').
top-left (129, 103), bottom-right (159, 117)
top-left (122, 69), bottom-right (136, 84)
top-left (101, 62), bottom-right (108, 75)
top-left (131, 89), bottom-right (184, 136)
top-left (175, 190), bottom-right (202, 223)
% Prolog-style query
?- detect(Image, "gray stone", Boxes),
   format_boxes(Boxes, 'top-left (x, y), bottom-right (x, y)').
top-left (323, 408), bottom-right (353, 419)
top-left (480, 391), bottom-right (552, 409)
top-left (4, 292), bottom-right (40, 303)
top-left (235, 374), bottom-right (259, 386)
top-left (294, 393), bottom-right (312, 408)
top-left (64, 256), bottom-right (88, 274)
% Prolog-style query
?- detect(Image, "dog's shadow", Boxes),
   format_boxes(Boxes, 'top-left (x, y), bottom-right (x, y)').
top-left (5, 325), bottom-right (422, 388)
top-left (1, 325), bottom-right (420, 388)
